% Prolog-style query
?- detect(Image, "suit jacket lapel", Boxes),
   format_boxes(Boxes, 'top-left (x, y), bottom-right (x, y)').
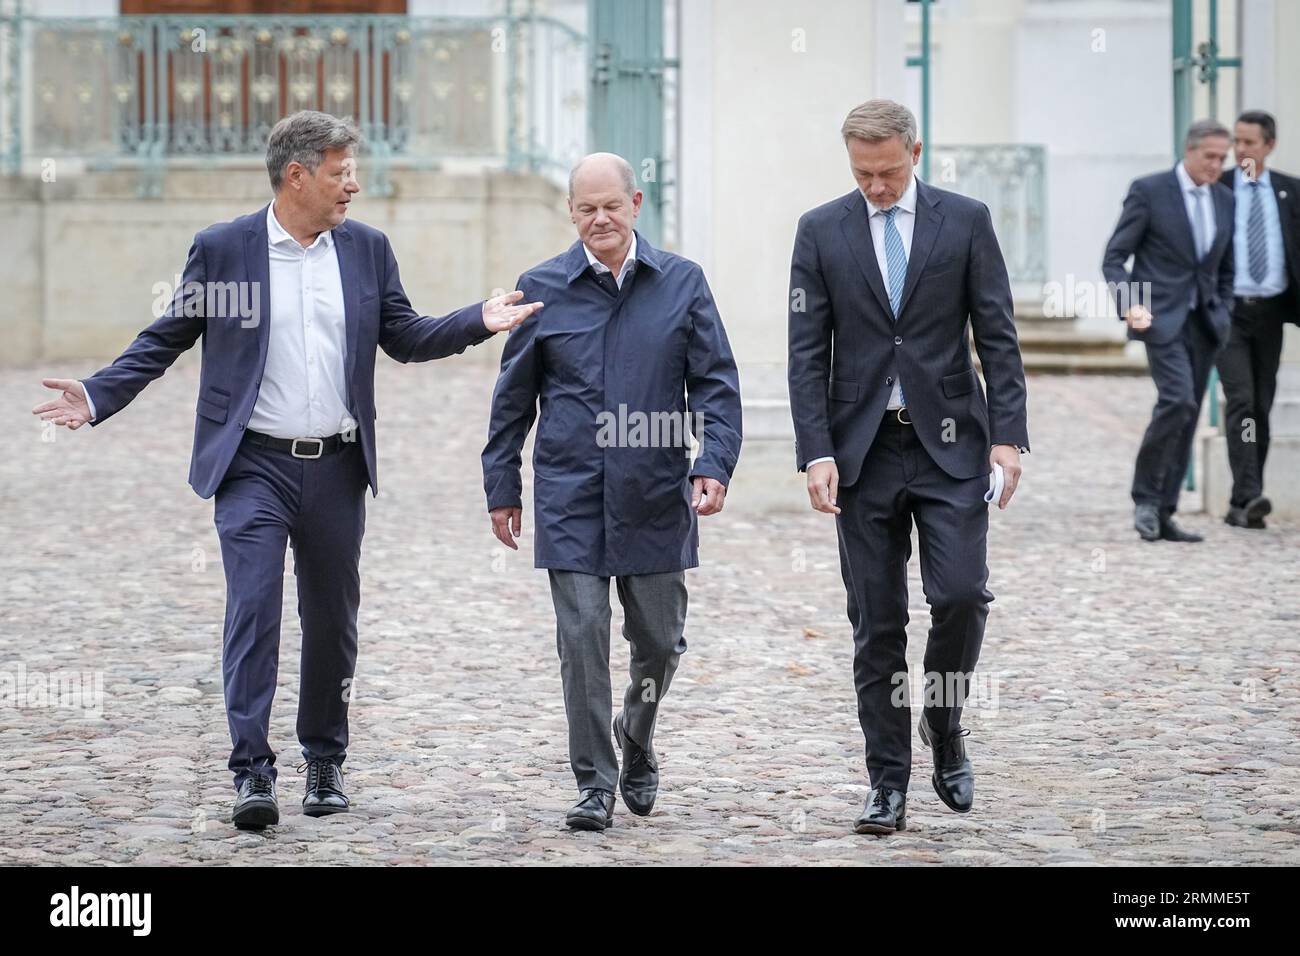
top-left (334, 223), bottom-right (361, 391)
top-left (896, 181), bottom-right (943, 319)
top-left (1214, 182), bottom-right (1233, 254)
top-left (1165, 169), bottom-right (1200, 265)
top-left (1271, 173), bottom-right (1300, 277)
top-left (244, 207), bottom-right (273, 384)
top-left (838, 192), bottom-right (893, 319)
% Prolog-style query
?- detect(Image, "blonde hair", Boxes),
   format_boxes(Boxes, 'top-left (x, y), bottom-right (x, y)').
top-left (841, 99), bottom-right (918, 152)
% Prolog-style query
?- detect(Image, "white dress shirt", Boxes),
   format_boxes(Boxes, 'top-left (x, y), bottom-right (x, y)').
top-left (1233, 167), bottom-right (1287, 298)
top-left (1175, 162), bottom-right (1217, 311)
top-left (583, 233), bottom-right (638, 288)
top-left (249, 203), bottom-right (355, 439)
top-left (1175, 161), bottom-right (1218, 254)
top-left (807, 176), bottom-right (917, 469)
top-left (81, 204), bottom-right (356, 439)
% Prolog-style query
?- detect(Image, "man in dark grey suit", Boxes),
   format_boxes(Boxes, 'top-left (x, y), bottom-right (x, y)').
top-left (1103, 119), bottom-right (1236, 542)
top-left (787, 99), bottom-right (1028, 835)
top-left (1217, 110), bottom-right (1300, 529)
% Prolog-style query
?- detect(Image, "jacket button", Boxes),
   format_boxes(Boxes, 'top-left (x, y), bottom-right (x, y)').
top-left (237, 423), bottom-right (244, 430)
top-left (894, 336), bottom-right (903, 346)
top-left (886, 376), bottom-right (893, 385)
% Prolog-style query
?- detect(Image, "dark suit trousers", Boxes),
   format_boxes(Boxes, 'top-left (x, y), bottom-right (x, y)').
top-left (1132, 307), bottom-right (1222, 514)
top-left (1217, 296), bottom-right (1288, 507)
top-left (547, 570), bottom-right (687, 793)
top-left (835, 416), bottom-right (992, 792)
top-left (213, 438), bottom-right (368, 790)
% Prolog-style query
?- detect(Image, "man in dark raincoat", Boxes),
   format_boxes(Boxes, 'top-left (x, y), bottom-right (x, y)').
top-left (482, 152), bottom-right (743, 831)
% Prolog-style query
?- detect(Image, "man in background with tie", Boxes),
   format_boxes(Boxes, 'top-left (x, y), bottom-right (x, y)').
top-left (787, 99), bottom-right (1028, 835)
top-left (1217, 110), bottom-right (1300, 530)
top-left (1103, 119), bottom-right (1236, 543)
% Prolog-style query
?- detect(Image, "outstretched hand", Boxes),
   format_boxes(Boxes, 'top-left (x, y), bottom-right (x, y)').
top-left (483, 290), bottom-right (544, 333)
top-left (32, 378), bottom-right (91, 430)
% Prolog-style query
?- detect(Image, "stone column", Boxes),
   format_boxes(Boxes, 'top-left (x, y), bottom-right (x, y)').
top-left (1203, 325), bottom-right (1300, 519)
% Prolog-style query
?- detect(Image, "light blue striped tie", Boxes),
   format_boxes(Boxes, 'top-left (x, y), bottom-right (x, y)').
top-left (1247, 181), bottom-right (1269, 283)
top-left (883, 206), bottom-right (907, 405)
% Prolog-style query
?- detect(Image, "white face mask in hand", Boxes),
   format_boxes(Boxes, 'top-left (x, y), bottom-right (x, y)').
top-left (984, 462), bottom-right (1005, 506)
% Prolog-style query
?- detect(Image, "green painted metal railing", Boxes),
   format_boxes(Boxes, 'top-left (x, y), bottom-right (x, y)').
top-left (904, 0), bottom-right (932, 183)
top-left (1173, 0), bottom-right (1240, 490)
top-left (0, 9), bottom-right (588, 197)
top-left (588, 0), bottom-right (673, 245)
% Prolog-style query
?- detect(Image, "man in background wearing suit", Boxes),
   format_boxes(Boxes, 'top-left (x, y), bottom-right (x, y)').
top-left (1103, 119), bottom-right (1236, 543)
top-left (1218, 110), bottom-right (1300, 529)
top-left (32, 111), bottom-right (541, 829)
top-left (787, 99), bottom-right (1028, 835)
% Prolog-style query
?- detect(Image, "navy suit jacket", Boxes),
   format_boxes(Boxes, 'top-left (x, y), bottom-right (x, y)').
top-left (1102, 167), bottom-right (1235, 346)
top-left (84, 204), bottom-right (493, 498)
top-left (787, 180), bottom-right (1029, 487)
top-left (482, 233), bottom-right (743, 577)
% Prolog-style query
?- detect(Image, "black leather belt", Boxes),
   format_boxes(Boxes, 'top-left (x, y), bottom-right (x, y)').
top-left (1235, 292), bottom-right (1287, 309)
top-left (242, 428), bottom-right (352, 459)
top-left (882, 408), bottom-right (912, 426)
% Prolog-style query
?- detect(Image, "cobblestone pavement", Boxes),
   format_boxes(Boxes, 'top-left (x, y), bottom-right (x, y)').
top-left (2, 356), bottom-right (1298, 866)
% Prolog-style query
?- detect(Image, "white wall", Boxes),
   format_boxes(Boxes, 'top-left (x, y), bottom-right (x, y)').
top-left (1015, 0), bottom-right (1172, 331)
top-left (679, 0), bottom-right (875, 369)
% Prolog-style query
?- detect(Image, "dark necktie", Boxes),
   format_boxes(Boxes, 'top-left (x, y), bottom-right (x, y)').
top-left (592, 269), bottom-right (619, 296)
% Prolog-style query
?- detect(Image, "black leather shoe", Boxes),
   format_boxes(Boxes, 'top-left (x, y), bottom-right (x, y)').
top-left (1245, 495), bottom-right (1272, 524)
top-left (300, 758), bottom-right (349, 818)
top-left (918, 715), bottom-right (974, 813)
top-left (1134, 504), bottom-right (1160, 541)
top-left (1225, 506), bottom-right (1251, 527)
top-left (565, 789), bottom-right (615, 831)
top-left (854, 786), bottom-right (906, 834)
top-left (613, 712), bottom-right (658, 816)
top-left (231, 771), bottom-right (279, 830)
top-left (1159, 515), bottom-right (1203, 542)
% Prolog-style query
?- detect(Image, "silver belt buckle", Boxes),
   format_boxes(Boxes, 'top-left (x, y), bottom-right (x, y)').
top-left (895, 407), bottom-right (912, 425)
top-left (291, 437), bottom-right (324, 459)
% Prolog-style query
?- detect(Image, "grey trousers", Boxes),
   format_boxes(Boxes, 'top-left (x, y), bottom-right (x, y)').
top-left (547, 569), bottom-right (688, 793)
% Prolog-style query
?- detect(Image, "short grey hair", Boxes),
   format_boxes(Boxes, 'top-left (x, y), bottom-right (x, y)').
top-left (265, 110), bottom-right (362, 191)
top-left (842, 99), bottom-right (918, 152)
top-left (1184, 118), bottom-right (1231, 151)
top-left (568, 152), bottom-right (636, 200)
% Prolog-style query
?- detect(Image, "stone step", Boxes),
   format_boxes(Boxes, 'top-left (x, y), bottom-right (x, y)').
top-left (1013, 351), bottom-right (1148, 375)
top-left (1264, 397), bottom-right (1300, 438)
top-left (1015, 328), bottom-right (1130, 356)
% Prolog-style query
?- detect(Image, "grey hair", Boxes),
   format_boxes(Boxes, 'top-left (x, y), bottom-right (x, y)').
top-left (568, 153), bottom-right (636, 199)
top-left (1184, 118), bottom-right (1231, 151)
top-left (841, 99), bottom-right (918, 152)
top-left (265, 111), bottom-right (362, 191)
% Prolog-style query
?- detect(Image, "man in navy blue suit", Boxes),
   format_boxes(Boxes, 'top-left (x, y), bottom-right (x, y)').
top-left (788, 100), bottom-right (1028, 835)
top-left (32, 111), bottom-right (542, 829)
top-left (1103, 119), bottom-right (1236, 543)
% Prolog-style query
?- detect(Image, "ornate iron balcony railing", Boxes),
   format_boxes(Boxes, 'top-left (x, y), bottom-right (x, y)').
top-left (0, 10), bottom-right (588, 196)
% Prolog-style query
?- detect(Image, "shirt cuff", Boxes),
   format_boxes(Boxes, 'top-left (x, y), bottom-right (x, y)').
top-left (80, 381), bottom-right (98, 422)
top-left (806, 456), bottom-right (835, 467)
